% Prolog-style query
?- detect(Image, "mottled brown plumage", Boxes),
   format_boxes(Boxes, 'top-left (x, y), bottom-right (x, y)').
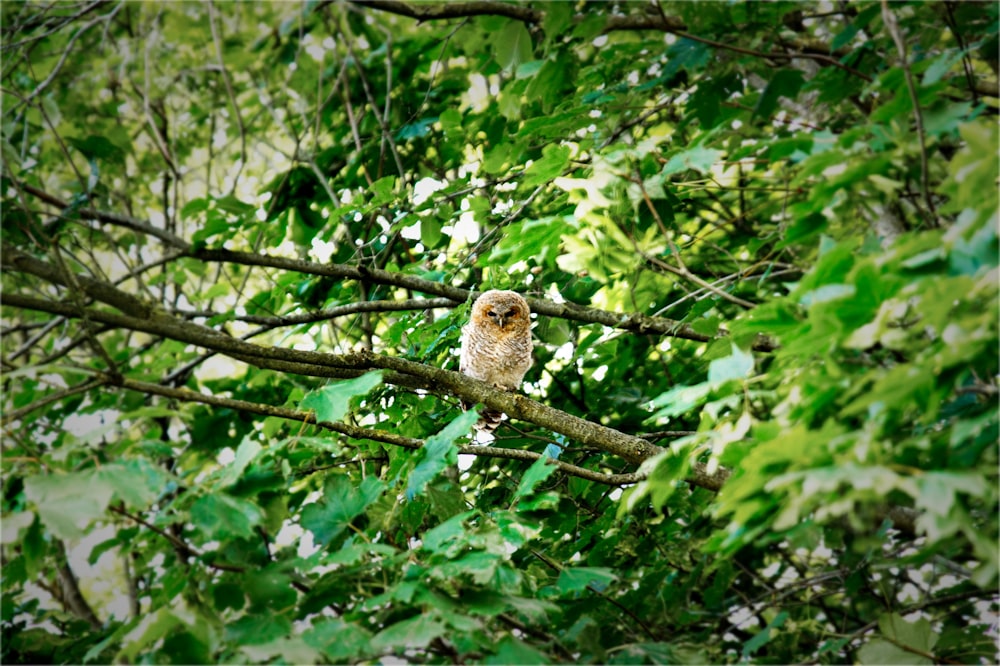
top-left (459, 290), bottom-right (533, 432)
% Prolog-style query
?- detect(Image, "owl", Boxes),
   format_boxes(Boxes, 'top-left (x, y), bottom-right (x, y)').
top-left (459, 290), bottom-right (533, 432)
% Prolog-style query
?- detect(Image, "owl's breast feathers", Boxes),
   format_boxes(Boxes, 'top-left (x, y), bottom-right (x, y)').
top-left (459, 324), bottom-right (532, 390)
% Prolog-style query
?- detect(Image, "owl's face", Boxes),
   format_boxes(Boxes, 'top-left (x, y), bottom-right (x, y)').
top-left (471, 290), bottom-right (530, 334)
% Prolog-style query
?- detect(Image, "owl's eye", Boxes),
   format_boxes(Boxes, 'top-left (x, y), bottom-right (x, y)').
top-left (486, 310), bottom-right (498, 318)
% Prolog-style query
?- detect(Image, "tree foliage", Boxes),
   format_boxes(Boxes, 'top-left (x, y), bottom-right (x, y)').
top-left (2, 1), bottom-right (997, 663)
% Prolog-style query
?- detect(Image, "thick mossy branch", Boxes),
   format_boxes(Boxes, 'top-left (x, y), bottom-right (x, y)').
top-left (2, 290), bottom-right (662, 464)
top-left (102, 375), bottom-right (654, 487)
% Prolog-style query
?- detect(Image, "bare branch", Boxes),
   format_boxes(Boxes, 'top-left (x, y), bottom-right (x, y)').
top-left (4, 289), bottom-right (661, 463)
top-left (2, 379), bottom-right (104, 426)
top-left (354, 1), bottom-right (871, 82)
top-left (21, 184), bottom-right (190, 248)
top-left (349, 0), bottom-right (542, 25)
top-left (103, 374), bottom-right (658, 487)
top-left (17, 2), bottom-right (125, 110)
top-left (191, 247), bottom-right (778, 350)
top-left (15, 186), bottom-right (779, 351)
top-left (881, 1), bottom-right (938, 225)
top-left (107, 504), bottom-right (245, 573)
top-left (53, 539), bottom-right (101, 630)
top-left (100, 374), bottom-right (918, 530)
top-left (207, 0), bottom-right (247, 192)
top-left (177, 297), bottom-right (455, 326)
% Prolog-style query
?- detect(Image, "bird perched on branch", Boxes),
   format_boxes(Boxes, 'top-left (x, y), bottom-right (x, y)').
top-left (459, 289), bottom-right (533, 432)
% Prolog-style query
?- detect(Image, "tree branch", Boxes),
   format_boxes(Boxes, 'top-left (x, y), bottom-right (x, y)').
top-left (53, 538), bottom-right (102, 630)
top-left (1, 379), bottom-right (103, 426)
top-left (354, 1), bottom-right (872, 82)
top-left (102, 374), bottom-right (662, 487)
top-left (176, 297), bottom-right (455, 327)
top-left (3, 289), bottom-right (662, 463)
top-left (0, 293), bottom-right (919, 528)
top-left (107, 504), bottom-right (245, 573)
top-left (15, 186), bottom-right (780, 351)
top-left (191, 247), bottom-right (778, 350)
top-left (348, 0), bottom-right (542, 25)
top-left (21, 183), bottom-right (190, 248)
top-left (881, 0), bottom-right (938, 225)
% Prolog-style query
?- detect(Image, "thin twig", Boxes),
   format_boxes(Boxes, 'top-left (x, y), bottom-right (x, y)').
top-left (16, 2), bottom-right (124, 110)
top-left (881, 1), bottom-right (937, 226)
top-left (207, 0), bottom-right (247, 192)
top-left (338, 17), bottom-right (407, 181)
top-left (108, 504), bottom-right (245, 572)
top-left (2, 379), bottom-right (105, 426)
top-left (631, 172), bottom-right (756, 309)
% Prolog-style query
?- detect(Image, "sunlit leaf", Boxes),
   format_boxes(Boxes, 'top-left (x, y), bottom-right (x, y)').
top-left (24, 470), bottom-right (115, 540)
top-left (301, 371), bottom-right (383, 423)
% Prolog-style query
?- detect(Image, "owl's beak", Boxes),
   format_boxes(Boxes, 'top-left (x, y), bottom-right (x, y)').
top-left (496, 315), bottom-right (506, 329)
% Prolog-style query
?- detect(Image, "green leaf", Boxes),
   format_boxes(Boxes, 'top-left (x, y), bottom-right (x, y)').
top-left (513, 456), bottom-right (557, 500)
top-left (541, 3), bottom-right (573, 43)
top-left (68, 135), bottom-right (126, 165)
top-left (214, 194), bottom-right (256, 216)
top-left (557, 567), bottom-right (618, 594)
top-left (371, 613), bottom-right (448, 651)
top-left (189, 494), bottom-right (263, 539)
top-left (798, 283), bottom-right (856, 307)
top-left (116, 609), bottom-right (183, 663)
top-left (647, 382), bottom-right (713, 420)
top-left (301, 475), bottom-right (385, 545)
top-left (301, 371), bottom-right (383, 423)
top-left (224, 613), bottom-right (292, 646)
top-left (238, 638), bottom-right (319, 664)
top-left (24, 469), bottom-right (115, 540)
top-left (370, 176), bottom-right (397, 205)
top-left (303, 618), bottom-right (374, 661)
top-left (662, 145), bottom-right (723, 176)
top-left (923, 49), bottom-right (965, 86)
top-left (437, 551), bottom-right (502, 585)
top-left (877, 612), bottom-right (938, 653)
top-left (743, 611), bottom-right (789, 658)
top-left (485, 636), bottom-right (550, 665)
top-left (941, 120), bottom-right (999, 216)
top-left (98, 459), bottom-right (170, 509)
top-left (406, 409), bottom-right (479, 499)
top-left (420, 217), bottom-right (444, 248)
top-left (707, 344), bottom-right (754, 383)
top-left (662, 37), bottom-right (711, 79)
top-left (216, 437), bottom-right (263, 488)
top-left (522, 144), bottom-right (571, 187)
top-left (439, 108), bottom-right (463, 135)
top-left (857, 639), bottom-right (932, 665)
top-left (754, 69), bottom-right (805, 119)
top-left (422, 511), bottom-right (476, 552)
top-left (494, 21), bottom-right (533, 71)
